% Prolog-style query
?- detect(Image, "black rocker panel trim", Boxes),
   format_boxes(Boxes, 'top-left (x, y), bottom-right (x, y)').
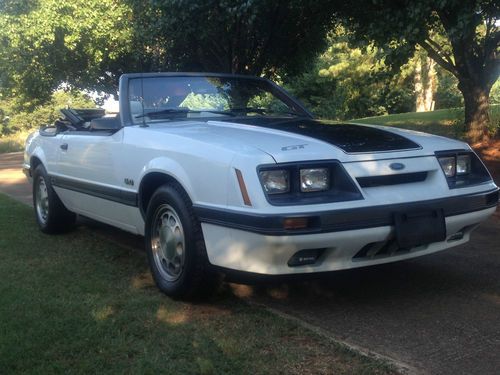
top-left (194, 188), bottom-right (499, 236)
top-left (50, 175), bottom-right (138, 207)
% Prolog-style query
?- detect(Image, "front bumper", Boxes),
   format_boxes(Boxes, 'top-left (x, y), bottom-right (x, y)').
top-left (22, 163), bottom-right (31, 179)
top-left (197, 189), bottom-right (498, 275)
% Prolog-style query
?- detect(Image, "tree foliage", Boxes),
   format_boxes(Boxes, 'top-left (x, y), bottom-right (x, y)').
top-left (0, 0), bottom-right (497, 141)
top-left (1, 0), bottom-right (335, 109)
top-left (287, 29), bottom-right (416, 120)
top-left (0, 90), bottom-right (95, 135)
top-left (0, 0), bottom-right (134, 108)
top-left (330, 0), bottom-right (499, 141)
top-left (127, 0), bottom-right (334, 76)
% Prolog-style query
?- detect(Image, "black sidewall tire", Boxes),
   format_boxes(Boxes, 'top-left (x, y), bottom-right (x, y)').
top-left (32, 165), bottom-right (75, 233)
top-left (145, 185), bottom-right (207, 298)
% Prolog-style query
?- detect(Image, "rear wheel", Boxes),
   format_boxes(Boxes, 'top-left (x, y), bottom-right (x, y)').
top-left (32, 165), bottom-right (76, 233)
top-left (145, 184), bottom-right (212, 299)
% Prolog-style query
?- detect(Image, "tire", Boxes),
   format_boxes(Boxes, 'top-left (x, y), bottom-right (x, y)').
top-left (32, 165), bottom-right (76, 233)
top-left (145, 184), bottom-right (212, 299)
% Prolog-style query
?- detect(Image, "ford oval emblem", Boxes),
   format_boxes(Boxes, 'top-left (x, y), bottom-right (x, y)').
top-left (390, 162), bottom-right (405, 171)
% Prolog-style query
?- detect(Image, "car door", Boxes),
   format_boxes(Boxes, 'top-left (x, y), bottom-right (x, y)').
top-left (32, 128), bottom-right (66, 176)
top-left (54, 128), bottom-right (138, 231)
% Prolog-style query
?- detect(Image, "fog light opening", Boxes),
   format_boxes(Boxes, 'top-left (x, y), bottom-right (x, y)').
top-left (447, 231), bottom-right (464, 242)
top-left (287, 248), bottom-right (325, 267)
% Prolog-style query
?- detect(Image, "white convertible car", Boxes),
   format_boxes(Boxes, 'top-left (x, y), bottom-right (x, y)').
top-left (23, 73), bottom-right (498, 297)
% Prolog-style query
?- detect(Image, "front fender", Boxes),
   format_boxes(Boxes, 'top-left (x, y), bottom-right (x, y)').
top-left (28, 145), bottom-right (47, 173)
top-left (139, 157), bottom-right (195, 201)
top-left (137, 153), bottom-right (234, 208)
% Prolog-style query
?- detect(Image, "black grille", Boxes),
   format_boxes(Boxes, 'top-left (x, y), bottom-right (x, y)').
top-left (357, 172), bottom-right (427, 188)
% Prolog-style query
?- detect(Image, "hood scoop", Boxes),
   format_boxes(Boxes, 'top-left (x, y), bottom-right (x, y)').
top-left (217, 118), bottom-right (421, 153)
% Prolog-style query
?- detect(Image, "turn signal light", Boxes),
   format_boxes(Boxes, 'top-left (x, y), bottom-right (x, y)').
top-left (283, 217), bottom-right (309, 230)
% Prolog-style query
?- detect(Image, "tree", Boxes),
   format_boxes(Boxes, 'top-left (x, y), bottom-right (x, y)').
top-left (286, 28), bottom-right (415, 120)
top-left (332, 0), bottom-right (499, 142)
top-left (413, 48), bottom-right (437, 112)
top-left (128, 0), bottom-right (335, 77)
top-left (0, 0), bottom-right (134, 108)
top-left (1, 0), bottom-right (336, 108)
top-left (0, 90), bottom-right (95, 135)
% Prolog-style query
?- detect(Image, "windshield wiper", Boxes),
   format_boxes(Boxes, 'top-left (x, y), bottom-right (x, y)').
top-left (229, 107), bottom-right (303, 117)
top-left (135, 107), bottom-right (304, 119)
top-left (135, 108), bottom-right (234, 119)
top-left (229, 107), bottom-right (267, 115)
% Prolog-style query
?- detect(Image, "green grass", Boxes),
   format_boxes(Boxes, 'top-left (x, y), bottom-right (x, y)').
top-left (0, 194), bottom-right (395, 374)
top-left (350, 104), bottom-right (500, 140)
top-left (0, 131), bottom-right (30, 154)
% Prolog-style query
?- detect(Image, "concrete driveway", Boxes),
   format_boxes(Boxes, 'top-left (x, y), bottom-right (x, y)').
top-left (1, 151), bottom-right (499, 374)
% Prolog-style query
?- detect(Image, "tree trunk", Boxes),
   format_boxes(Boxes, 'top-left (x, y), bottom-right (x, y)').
top-left (415, 55), bottom-right (436, 112)
top-left (414, 58), bottom-right (426, 112)
top-left (458, 81), bottom-right (491, 144)
top-left (424, 57), bottom-right (436, 111)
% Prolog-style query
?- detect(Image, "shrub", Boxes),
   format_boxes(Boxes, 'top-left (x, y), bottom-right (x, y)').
top-left (0, 91), bottom-right (95, 135)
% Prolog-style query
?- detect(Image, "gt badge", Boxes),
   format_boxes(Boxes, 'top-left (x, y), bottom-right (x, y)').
top-left (281, 144), bottom-right (307, 151)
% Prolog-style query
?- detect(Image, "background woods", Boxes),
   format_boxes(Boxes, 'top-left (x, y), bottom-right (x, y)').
top-left (0, 0), bottom-right (498, 142)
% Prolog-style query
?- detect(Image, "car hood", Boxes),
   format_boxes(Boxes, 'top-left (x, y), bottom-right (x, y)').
top-left (147, 117), bottom-right (469, 163)
top-left (219, 117), bottom-right (423, 153)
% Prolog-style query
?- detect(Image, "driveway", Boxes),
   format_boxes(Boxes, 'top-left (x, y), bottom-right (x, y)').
top-left (0, 152), bottom-right (32, 205)
top-left (2, 151), bottom-right (499, 375)
top-left (236, 218), bottom-right (500, 374)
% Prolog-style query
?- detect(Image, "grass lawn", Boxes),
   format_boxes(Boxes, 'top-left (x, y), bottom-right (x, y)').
top-left (0, 194), bottom-right (395, 374)
top-left (351, 104), bottom-right (500, 140)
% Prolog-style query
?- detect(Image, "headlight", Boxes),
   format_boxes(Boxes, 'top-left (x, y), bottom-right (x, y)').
top-left (438, 156), bottom-right (456, 177)
top-left (438, 155), bottom-right (472, 177)
top-left (300, 168), bottom-right (330, 192)
top-left (258, 161), bottom-right (363, 205)
top-left (259, 170), bottom-right (289, 194)
top-left (456, 155), bottom-right (471, 175)
top-left (435, 151), bottom-right (492, 189)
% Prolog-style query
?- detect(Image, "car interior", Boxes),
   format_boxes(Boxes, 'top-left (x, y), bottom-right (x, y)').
top-left (40, 108), bottom-right (121, 136)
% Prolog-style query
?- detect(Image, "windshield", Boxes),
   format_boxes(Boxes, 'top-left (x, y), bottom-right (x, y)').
top-left (128, 76), bottom-right (309, 124)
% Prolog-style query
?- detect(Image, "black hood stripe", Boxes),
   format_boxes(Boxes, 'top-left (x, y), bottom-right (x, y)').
top-left (217, 117), bottom-right (421, 153)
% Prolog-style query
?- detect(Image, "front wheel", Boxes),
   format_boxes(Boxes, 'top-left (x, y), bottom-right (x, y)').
top-left (32, 165), bottom-right (76, 233)
top-left (145, 184), bottom-right (212, 299)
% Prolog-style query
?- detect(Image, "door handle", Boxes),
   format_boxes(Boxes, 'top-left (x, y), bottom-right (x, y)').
top-left (60, 143), bottom-right (68, 151)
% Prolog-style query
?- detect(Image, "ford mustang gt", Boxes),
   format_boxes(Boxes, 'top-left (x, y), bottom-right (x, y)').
top-left (23, 73), bottom-right (499, 297)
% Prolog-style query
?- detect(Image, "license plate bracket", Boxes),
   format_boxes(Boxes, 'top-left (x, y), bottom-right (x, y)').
top-left (394, 209), bottom-right (446, 248)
